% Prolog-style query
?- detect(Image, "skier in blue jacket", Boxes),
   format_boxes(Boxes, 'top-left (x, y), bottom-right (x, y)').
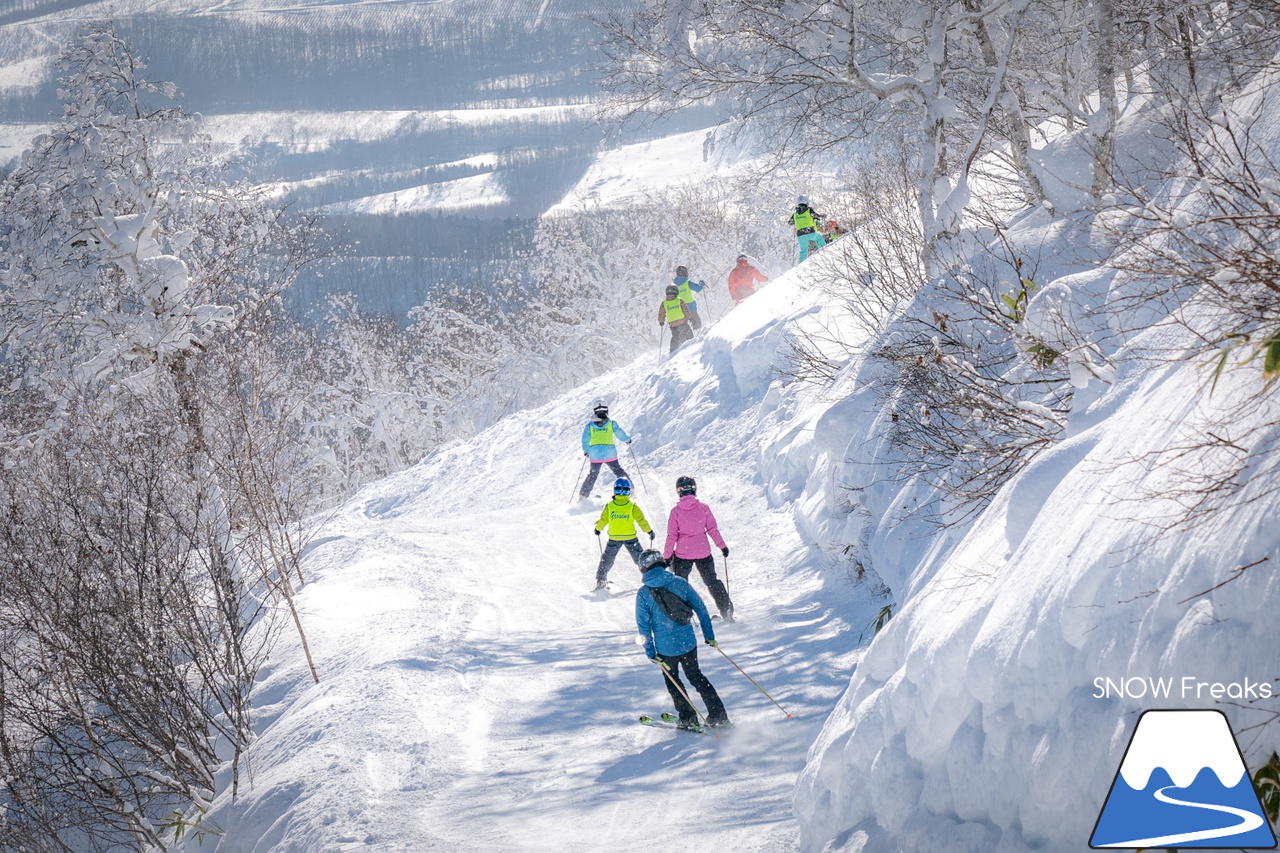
top-left (672, 265), bottom-right (706, 330)
top-left (635, 550), bottom-right (729, 730)
top-left (579, 399), bottom-right (632, 499)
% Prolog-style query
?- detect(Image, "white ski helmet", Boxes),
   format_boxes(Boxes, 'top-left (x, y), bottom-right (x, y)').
top-left (592, 398), bottom-right (609, 417)
top-left (797, 194), bottom-right (810, 206)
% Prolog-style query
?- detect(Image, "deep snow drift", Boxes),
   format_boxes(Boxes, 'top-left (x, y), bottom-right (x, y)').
top-left (790, 83), bottom-right (1280, 853)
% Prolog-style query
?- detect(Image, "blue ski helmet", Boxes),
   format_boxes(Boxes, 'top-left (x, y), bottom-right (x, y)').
top-left (614, 478), bottom-right (632, 495)
top-left (639, 550), bottom-right (666, 572)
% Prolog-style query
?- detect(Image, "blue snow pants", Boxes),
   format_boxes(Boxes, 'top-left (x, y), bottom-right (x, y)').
top-left (797, 231), bottom-right (827, 262)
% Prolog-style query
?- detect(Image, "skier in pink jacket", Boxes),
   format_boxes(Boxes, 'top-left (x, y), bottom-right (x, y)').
top-left (662, 475), bottom-right (735, 621)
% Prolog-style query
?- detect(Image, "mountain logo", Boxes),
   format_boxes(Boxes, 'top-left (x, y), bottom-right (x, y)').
top-left (1090, 709), bottom-right (1277, 849)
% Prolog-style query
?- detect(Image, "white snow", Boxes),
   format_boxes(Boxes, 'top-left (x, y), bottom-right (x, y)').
top-left (201, 107), bottom-right (595, 154)
top-left (8, 6), bottom-right (1280, 850)
top-left (321, 171), bottom-right (508, 215)
top-left (548, 126), bottom-right (757, 213)
top-left (0, 56), bottom-right (50, 91)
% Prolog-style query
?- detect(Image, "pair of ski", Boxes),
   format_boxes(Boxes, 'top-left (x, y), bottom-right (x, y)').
top-left (638, 712), bottom-right (732, 735)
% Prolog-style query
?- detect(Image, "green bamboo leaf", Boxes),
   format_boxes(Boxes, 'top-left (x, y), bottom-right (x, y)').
top-left (1210, 346), bottom-right (1233, 396)
top-left (1263, 330), bottom-right (1280, 383)
top-left (1252, 753), bottom-right (1280, 824)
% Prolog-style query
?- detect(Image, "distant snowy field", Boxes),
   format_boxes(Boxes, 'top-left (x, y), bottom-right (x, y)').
top-left (200, 107), bottom-right (597, 155)
top-left (549, 126), bottom-right (757, 212)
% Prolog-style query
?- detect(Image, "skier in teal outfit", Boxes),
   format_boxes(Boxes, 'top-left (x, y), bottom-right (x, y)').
top-left (579, 399), bottom-right (632, 499)
top-left (789, 195), bottom-right (827, 262)
top-left (672, 265), bottom-right (706, 330)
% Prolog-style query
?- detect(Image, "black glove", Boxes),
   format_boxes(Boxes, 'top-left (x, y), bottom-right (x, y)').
top-left (648, 531), bottom-right (656, 542)
top-left (594, 528), bottom-right (601, 536)
top-left (721, 546), bottom-right (730, 557)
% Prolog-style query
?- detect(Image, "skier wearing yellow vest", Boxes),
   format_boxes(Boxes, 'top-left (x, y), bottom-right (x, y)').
top-left (592, 477), bottom-right (654, 590)
top-left (658, 283), bottom-right (697, 354)
top-left (790, 195), bottom-right (827, 262)
top-left (579, 399), bottom-right (632, 500)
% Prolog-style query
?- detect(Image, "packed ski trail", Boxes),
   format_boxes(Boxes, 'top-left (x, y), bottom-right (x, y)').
top-left (210, 286), bottom-right (872, 852)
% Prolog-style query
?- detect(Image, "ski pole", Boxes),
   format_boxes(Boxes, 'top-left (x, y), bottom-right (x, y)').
top-left (723, 554), bottom-right (730, 598)
top-left (625, 444), bottom-right (649, 494)
top-left (711, 644), bottom-right (792, 718)
top-left (654, 657), bottom-right (707, 726)
top-left (658, 324), bottom-right (666, 364)
top-left (570, 455), bottom-right (587, 505)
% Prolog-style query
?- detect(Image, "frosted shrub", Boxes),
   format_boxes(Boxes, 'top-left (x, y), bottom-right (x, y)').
top-left (1094, 53), bottom-right (1280, 529)
top-left (0, 26), bottom-right (327, 849)
top-left (872, 233), bottom-right (1070, 521)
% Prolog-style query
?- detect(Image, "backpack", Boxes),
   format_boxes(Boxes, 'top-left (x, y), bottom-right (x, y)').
top-left (648, 584), bottom-right (694, 625)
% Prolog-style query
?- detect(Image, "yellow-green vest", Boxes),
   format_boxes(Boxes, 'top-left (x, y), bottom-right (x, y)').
top-left (791, 208), bottom-right (817, 232)
top-left (587, 421), bottom-right (616, 446)
top-left (663, 297), bottom-right (688, 323)
top-left (596, 497), bottom-right (651, 540)
top-left (675, 279), bottom-right (695, 302)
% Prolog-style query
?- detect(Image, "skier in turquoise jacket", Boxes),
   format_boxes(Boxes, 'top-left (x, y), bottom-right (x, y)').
top-left (789, 195), bottom-right (827, 262)
top-left (579, 399), bottom-right (632, 499)
top-left (672, 265), bottom-right (706, 330)
top-left (635, 550), bottom-right (729, 730)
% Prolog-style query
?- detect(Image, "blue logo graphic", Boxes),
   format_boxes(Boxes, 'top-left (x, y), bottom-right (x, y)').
top-left (1091, 709), bottom-right (1277, 848)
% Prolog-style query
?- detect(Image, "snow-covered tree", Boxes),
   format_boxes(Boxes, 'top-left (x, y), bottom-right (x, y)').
top-left (0, 26), bottom-right (327, 851)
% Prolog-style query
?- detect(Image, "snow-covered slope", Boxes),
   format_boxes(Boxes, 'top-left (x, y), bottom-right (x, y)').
top-left (795, 336), bottom-right (1280, 851)
top-left (789, 92), bottom-right (1280, 850)
top-left (204, 263), bottom-right (881, 851)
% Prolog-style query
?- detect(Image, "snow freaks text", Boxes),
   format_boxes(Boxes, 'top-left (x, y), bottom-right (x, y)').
top-left (1092, 677), bottom-right (1274, 701)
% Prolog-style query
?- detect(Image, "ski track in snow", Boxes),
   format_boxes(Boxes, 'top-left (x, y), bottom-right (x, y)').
top-left (210, 282), bottom-right (872, 852)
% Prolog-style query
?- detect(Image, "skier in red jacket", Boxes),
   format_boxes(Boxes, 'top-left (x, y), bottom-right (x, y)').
top-left (727, 255), bottom-right (768, 305)
top-left (662, 475), bottom-right (734, 621)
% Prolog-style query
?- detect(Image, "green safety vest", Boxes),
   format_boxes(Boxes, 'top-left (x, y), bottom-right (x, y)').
top-left (675, 278), bottom-right (695, 302)
top-left (588, 421), bottom-right (616, 446)
top-left (792, 208), bottom-right (817, 232)
top-left (597, 497), bottom-right (650, 540)
top-left (663, 297), bottom-right (687, 323)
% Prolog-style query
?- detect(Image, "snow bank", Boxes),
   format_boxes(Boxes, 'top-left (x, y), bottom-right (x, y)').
top-left (796, 340), bottom-right (1280, 851)
top-left (791, 81), bottom-right (1280, 852)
